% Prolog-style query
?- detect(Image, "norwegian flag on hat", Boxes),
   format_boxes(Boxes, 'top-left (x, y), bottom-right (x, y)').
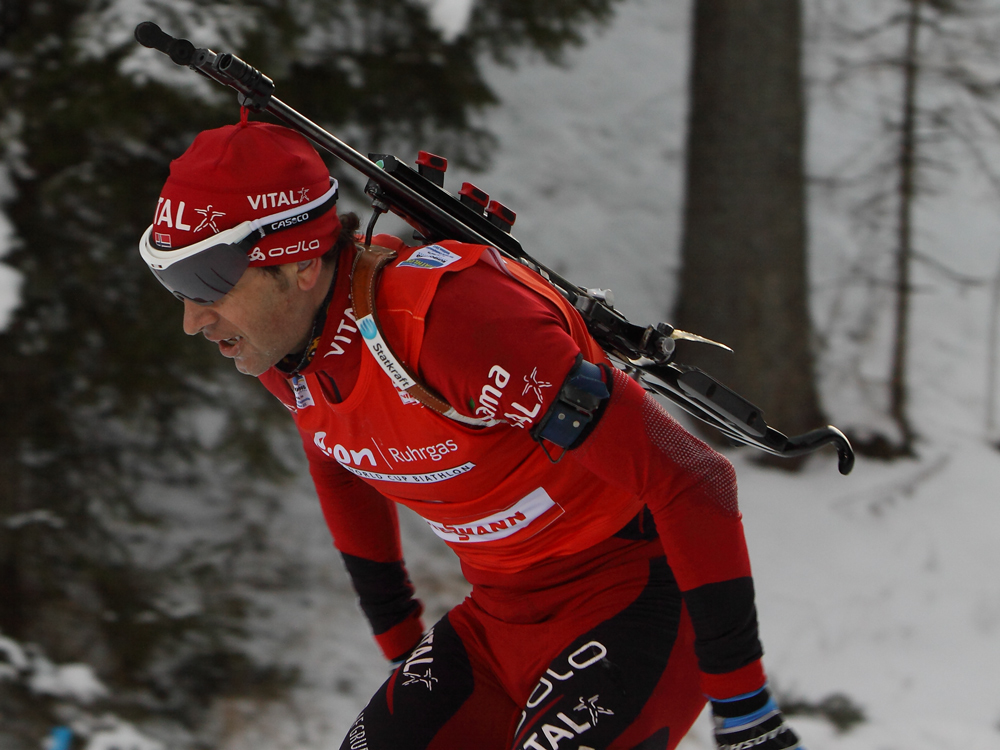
top-left (151, 121), bottom-right (341, 266)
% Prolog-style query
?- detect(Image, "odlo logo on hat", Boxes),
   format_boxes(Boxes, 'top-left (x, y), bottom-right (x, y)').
top-left (152, 121), bottom-right (341, 266)
top-left (250, 238), bottom-right (323, 263)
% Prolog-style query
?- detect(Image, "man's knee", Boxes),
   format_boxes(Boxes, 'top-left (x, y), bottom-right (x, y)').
top-left (339, 616), bottom-right (475, 750)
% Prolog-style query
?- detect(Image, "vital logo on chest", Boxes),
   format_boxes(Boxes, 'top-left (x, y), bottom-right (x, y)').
top-left (323, 307), bottom-right (359, 358)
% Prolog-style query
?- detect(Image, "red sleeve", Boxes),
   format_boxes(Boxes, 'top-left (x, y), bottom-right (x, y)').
top-left (570, 367), bottom-right (766, 699)
top-left (260, 365), bottom-right (425, 661)
top-left (259, 320), bottom-right (425, 660)
top-left (260, 370), bottom-right (410, 562)
top-left (304, 443), bottom-right (407, 564)
top-left (306, 452), bottom-right (425, 661)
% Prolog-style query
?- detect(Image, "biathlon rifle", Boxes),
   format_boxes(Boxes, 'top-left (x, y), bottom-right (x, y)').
top-left (134, 22), bottom-right (855, 476)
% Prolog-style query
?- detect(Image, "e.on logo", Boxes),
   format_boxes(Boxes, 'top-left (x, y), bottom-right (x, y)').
top-left (313, 432), bottom-right (376, 467)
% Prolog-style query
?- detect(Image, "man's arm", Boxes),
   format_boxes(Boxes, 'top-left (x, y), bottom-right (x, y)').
top-left (305, 453), bottom-right (425, 662)
top-left (260, 364), bottom-right (425, 662)
top-left (567, 366), bottom-right (766, 698)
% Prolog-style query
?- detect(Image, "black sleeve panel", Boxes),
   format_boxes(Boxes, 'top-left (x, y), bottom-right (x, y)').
top-left (341, 552), bottom-right (422, 636)
top-left (612, 505), bottom-right (660, 542)
top-left (683, 576), bottom-right (764, 675)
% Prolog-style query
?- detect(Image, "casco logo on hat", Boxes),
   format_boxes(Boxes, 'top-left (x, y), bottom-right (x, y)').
top-left (151, 121), bottom-right (340, 267)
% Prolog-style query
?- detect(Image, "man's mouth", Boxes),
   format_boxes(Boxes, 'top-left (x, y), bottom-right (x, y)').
top-left (218, 335), bottom-right (243, 357)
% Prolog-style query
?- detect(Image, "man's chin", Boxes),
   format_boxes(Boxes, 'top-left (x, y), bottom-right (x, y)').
top-left (233, 356), bottom-right (269, 377)
top-left (219, 341), bottom-right (281, 377)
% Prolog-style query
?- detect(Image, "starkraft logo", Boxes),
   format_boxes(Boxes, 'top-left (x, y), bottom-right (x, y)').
top-left (358, 317), bottom-right (378, 340)
top-left (356, 314), bottom-right (417, 391)
top-left (255, 238), bottom-right (321, 259)
top-left (247, 187), bottom-right (310, 210)
top-left (372, 342), bottom-right (414, 389)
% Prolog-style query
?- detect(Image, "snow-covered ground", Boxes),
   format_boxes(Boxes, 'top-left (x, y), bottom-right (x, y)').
top-left (5, 0), bottom-right (1000, 747)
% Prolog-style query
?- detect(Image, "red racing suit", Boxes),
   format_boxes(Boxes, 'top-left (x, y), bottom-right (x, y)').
top-left (259, 237), bottom-right (767, 748)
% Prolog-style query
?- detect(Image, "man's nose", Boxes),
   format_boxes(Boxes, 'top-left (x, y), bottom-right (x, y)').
top-left (182, 299), bottom-right (218, 335)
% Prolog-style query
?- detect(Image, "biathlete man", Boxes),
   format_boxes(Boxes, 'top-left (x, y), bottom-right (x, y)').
top-left (138, 119), bottom-right (805, 750)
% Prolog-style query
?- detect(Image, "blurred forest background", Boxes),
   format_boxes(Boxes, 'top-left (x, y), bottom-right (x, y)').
top-left (0, 1), bottom-right (643, 745)
top-left (4, 0), bottom-right (1000, 748)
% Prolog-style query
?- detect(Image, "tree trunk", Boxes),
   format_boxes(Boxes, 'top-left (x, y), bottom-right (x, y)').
top-left (888, 0), bottom-right (921, 454)
top-left (676, 0), bottom-right (824, 454)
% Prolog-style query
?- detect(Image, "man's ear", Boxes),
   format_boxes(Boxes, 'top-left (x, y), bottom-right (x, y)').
top-left (294, 257), bottom-right (324, 291)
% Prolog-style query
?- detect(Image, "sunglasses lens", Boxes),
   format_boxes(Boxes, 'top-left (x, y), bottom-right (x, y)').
top-left (152, 243), bottom-right (250, 304)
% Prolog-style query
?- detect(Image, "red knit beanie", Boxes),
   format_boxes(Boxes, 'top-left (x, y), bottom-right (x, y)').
top-left (151, 121), bottom-right (340, 266)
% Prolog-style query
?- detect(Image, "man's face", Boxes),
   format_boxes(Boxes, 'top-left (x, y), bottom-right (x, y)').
top-left (181, 265), bottom-right (314, 377)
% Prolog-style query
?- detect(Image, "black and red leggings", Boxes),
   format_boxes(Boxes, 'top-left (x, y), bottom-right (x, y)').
top-left (339, 538), bottom-right (707, 750)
